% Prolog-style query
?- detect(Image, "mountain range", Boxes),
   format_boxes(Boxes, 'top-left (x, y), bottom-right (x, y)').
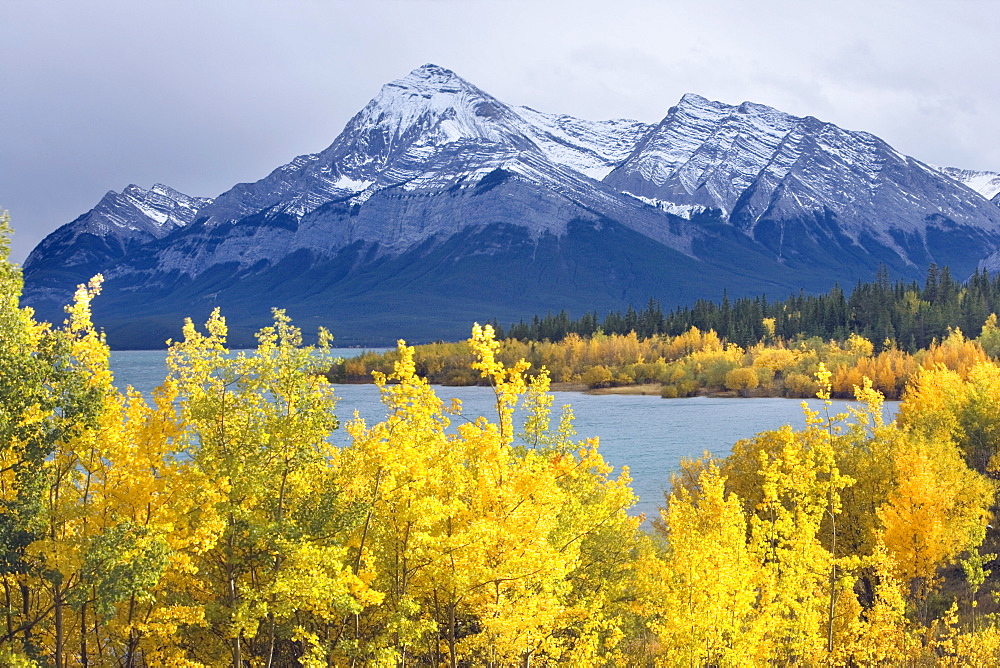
top-left (21, 64), bottom-right (1000, 348)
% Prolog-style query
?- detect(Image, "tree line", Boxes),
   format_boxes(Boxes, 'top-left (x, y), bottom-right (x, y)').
top-left (339, 323), bottom-right (1000, 400)
top-left (501, 264), bottom-right (997, 351)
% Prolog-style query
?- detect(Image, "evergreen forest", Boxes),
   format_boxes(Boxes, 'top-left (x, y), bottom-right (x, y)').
top-left (500, 264), bottom-right (993, 351)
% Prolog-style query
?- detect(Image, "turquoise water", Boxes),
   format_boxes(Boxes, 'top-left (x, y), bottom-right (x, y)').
top-left (109, 350), bottom-right (898, 522)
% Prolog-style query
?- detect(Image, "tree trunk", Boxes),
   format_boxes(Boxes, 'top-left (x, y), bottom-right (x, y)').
top-left (448, 600), bottom-right (457, 668)
top-left (20, 582), bottom-right (30, 648)
top-left (54, 583), bottom-right (64, 668)
top-left (80, 600), bottom-right (88, 667)
top-left (2, 580), bottom-right (11, 638)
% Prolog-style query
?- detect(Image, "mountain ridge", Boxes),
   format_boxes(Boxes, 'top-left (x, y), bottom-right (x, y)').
top-left (21, 64), bottom-right (1000, 348)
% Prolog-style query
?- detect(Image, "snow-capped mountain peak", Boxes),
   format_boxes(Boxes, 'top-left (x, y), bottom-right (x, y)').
top-left (604, 93), bottom-right (1000, 250)
top-left (22, 65), bottom-right (1000, 350)
top-left (351, 63), bottom-right (522, 148)
top-left (21, 182), bottom-right (211, 299)
top-left (69, 183), bottom-right (208, 238)
top-left (194, 64), bottom-right (664, 231)
top-left (932, 165), bottom-right (1000, 202)
top-left (194, 64), bottom-right (541, 226)
top-left (118, 183), bottom-right (208, 229)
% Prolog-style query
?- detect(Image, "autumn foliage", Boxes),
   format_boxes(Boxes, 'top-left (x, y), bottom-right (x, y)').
top-left (342, 325), bottom-right (996, 401)
top-left (4, 213), bottom-right (1000, 665)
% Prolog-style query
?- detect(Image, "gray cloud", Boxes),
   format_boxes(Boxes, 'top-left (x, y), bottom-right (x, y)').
top-left (3, 0), bottom-right (999, 262)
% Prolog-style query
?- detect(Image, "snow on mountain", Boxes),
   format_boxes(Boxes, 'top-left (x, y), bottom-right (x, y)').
top-left (21, 183), bottom-right (211, 304)
top-left (30, 67), bottom-right (1000, 281)
top-left (513, 106), bottom-right (654, 180)
top-left (22, 64), bottom-right (1000, 348)
top-left (143, 65), bottom-right (683, 276)
top-left (24, 183), bottom-right (209, 270)
top-left (197, 64), bottom-right (535, 225)
top-left (933, 166), bottom-right (1000, 201)
top-left (85, 183), bottom-right (208, 236)
top-left (604, 93), bottom-right (1000, 257)
top-left (195, 65), bottom-right (661, 226)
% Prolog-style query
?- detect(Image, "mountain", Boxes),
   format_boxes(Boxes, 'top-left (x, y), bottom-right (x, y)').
top-left (933, 166), bottom-right (1000, 202)
top-left (21, 65), bottom-right (1000, 348)
top-left (23, 184), bottom-right (210, 305)
top-left (604, 94), bottom-right (1000, 268)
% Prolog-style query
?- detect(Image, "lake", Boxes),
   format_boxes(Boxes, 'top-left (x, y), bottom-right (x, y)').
top-left (110, 349), bottom-right (899, 522)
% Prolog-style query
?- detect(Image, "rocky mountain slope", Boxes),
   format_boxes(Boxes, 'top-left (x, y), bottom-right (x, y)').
top-left (22, 65), bottom-right (1000, 348)
top-left (934, 166), bottom-right (1000, 202)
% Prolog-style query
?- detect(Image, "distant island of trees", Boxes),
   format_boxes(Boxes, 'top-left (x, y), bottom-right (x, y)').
top-left (336, 265), bottom-right (1000, 400)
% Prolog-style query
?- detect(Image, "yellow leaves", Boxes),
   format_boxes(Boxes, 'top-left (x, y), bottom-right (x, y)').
top-left (751, 344), bottom-right (802, 373)
top-left (877, 431), bottom-right (992, 593)
top-left (471, 322), bottom-right (530, 442)
top-left (921, 327), bottom-right (990, 377)
top-left (814, 359), bottom-right (833, 400)
top-left (979, 312), bottom-right (1000, 358)
top-left (334, 324), bottom-right (641, 665)
top-left (12, 244), bottom-right (1000, 663)
top-left (762, 316), bottom-right (777, 340)
top-left (264, 542), bottom-right (367, 619)
top-left (723, 365), bottom-right (759, 394)
top-left (292, 626), bottom-right (329, 668)
top-left (898, 365), bottom-right (964, 440)
top-left (16, 402), bottom-right (48, 427)
top-left (898, 359), bottom-right (1000, 473)
top-left (846, 332), bottom-right (875, 358)
top-left (63, 275), bottom-right (115, 391)
top-left (851, 376), bottom-right (886, 430)
top-left (830, 542), bottom-right (913, 665)
top-left (647, 461), bottom-right (758, 664)
top-left (0, 646), bottom-right (40, 668)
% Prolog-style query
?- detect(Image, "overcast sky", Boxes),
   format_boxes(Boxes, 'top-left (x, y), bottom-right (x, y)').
top-left (2, 0), bottom-right (998, 263)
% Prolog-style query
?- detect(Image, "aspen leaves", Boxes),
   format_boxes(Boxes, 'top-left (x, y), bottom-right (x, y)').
top-left (3, 216), bottom-right (1000, 664)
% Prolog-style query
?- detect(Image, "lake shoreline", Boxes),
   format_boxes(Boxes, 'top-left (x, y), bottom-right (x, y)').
top-left (335, 378), bottom-right (816, 400)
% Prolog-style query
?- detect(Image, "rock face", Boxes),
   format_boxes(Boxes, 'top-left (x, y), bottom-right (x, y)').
top-left (21, 65), bottom-right (1000, 348)
top-left (23, 184), bottom-right (210, 304)
top-left (933, 166), bottom-right (1000, 202)
top-left (604, 94), bottom-right (1000, 265)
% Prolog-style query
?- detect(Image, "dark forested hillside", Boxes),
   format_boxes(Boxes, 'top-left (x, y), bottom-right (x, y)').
top-left (502, 264), bottom-right (994, 351)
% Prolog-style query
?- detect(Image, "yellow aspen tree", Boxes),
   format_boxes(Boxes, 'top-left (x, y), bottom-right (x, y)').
top-left (951, 361), bottom-right (1000, 473)
top-left (336, 339), bottom-right (460, 665)
top-left (14, 274), bottom-right (217, 667)
top-left (877, 430), bottom-right (992, 605)
top-left (35, 278), bottom-right (168, 667)
top-left (0, 217), bottom-right (105, 663)
top-left (743, 425), bottom-right (838, 663)
top-left (338, 325), bottom-right (640, 667)
top-left (640, 460), bottom-right (759, 665)
top-left (833, 379), bottom-right (898, 560)
top-left (166, 308), bottom-right (367, 666)
top-left (2, 274), bottom-right (122, 666)
top-left (507, 364), bottom-right (640, 666)
top-left (461, 324), bottom-right (639, 666)
top-left (81, 380), bottom-right (220, 667)
top-left (830, 542), bottom-right (915, 664)
top-left (898, 361), bottom-right (1000, 473)
top-left (720, 365), bottom-right (854, 661)
top-left (978, 313), bottom-right (1000, 358)
top-left (1, 223), bottom-right (196, 666)
top-left (896, 365), bottom-right (965, 442)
